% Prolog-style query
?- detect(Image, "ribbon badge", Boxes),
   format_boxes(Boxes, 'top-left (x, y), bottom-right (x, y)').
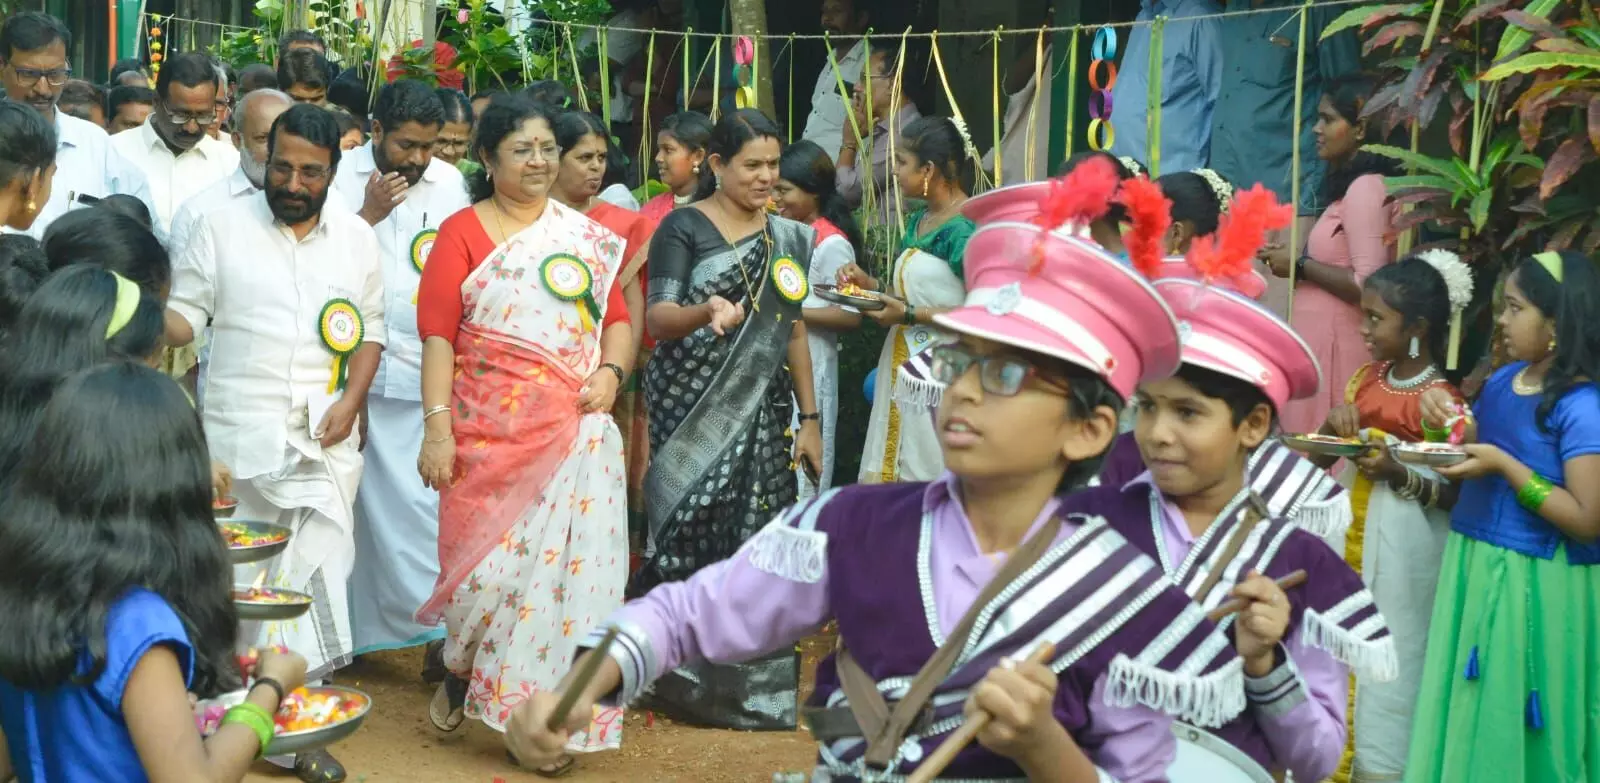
top-left (318, 299), bottom-right (364, 393)
top-left (410, 227), bottom-right (438, 303)
top-left (771, 256), bottom-right (808, 304)
top-left (541, 253), bottom-right (601, 332)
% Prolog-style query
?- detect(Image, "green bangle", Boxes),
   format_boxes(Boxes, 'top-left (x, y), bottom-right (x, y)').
top-left (902, 302), bottom-right (917, 325)
top-left (1516, 474), bottom-right (1555, 512)
top-left (222, 702), bottom-right (277, 758)
top-left (1420, 421), bottom-right (1451, 443)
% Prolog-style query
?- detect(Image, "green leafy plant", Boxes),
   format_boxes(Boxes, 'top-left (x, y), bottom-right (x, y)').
top-left (1324, 0), bottom-right (1600, 262)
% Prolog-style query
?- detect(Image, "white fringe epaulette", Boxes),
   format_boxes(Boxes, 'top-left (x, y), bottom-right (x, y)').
top-left (1292, 492), bottom-right (1352, 550)
top-left (1104, 653), bottom-right (1246, 729)
top-left (745, 519), bottom-right (828, 584)
top-left (1301, 607), bottom-right (1401, 683)
top-left (892, 367), bottom-right (945, 410)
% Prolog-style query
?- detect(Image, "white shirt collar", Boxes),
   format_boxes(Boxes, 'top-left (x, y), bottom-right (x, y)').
top-left (228, 167), bottom-right (258, 197)
top-left (54, 111), bottom-right (101, 150)
top-left (138, 118), bottom-right (231, 161)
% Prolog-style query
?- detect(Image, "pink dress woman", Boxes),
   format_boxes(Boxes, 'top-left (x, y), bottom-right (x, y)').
top-left (1280, 173), bottom-right (1397, 434)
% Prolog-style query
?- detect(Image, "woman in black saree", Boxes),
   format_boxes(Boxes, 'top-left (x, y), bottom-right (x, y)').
top-left (633, 109), bottom-right (824, 731)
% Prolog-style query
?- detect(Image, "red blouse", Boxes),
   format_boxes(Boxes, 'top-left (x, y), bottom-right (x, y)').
top-left (588, 200), bottom-right (657, 348)
top-left (418, 205), bottom-right (630, 344)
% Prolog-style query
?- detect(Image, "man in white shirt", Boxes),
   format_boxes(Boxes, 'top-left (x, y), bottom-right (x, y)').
top-left (329, 79), bottom-right (469, 680)
top-left (110, 51), bottom-right (240, 235)
top-left (0, 11), bottom-right (155, 239)
top-left (801, 0), bottom-right (870, 163)
top-left (165, 104), bottom-right (384, 783)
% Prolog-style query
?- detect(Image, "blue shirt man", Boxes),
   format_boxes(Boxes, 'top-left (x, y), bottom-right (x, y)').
top-left (1109, 0), bottom-right (1224, 175)
top-left (1207, 0), bottom-right (1361, 213)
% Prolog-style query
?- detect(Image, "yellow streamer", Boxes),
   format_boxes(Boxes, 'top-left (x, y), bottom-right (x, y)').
top-left (683, 27), bottom-right (693, 111)
top-left (565, 24), bottom-right (590, 113)
top-left (1285, 1), bottom-right (1310, 321)
top-left (928, 31), bottom-right (992, 192)
top-left (752, 36), bottom-right (761, 108)
top-left (1024, 26), bottom-right (1046, 182)
top-left (713, 36), bottom-right (722, 121)
top-left (993, 28), bottom-right (1004, 187)
top-left (639, 31), bottom-right (657, 190)
top-left (599, 27), bottom-right (612, 127)
top-left (1146, 16), bottom-right (1165, 178)
top-left (787, 35), bottom-right (796, 141)
top-left (888, 29), bottom-right (911, 248)
top-left (1065, 27), bottom-right (1079, 161)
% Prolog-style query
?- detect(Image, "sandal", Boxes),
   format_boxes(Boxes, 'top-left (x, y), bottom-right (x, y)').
top-left (293, 749), bottom-right (347, 783)
top-left (420, 639), bottom-right (447, 684)
top-left (428, 673), bottom-right (467, 732)
top-left (508, 750), bottom-right (575, 778)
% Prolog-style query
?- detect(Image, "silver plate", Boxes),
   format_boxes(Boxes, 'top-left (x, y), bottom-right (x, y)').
top-left (220, 520), bottom-right (292, 565)
top-left (1170, 722), bottom-right (1275, 782)
top-left (213, 497), bottom-right (239, 519)
top-left (203, 686), bottom-right (372, 756)
top-left (1392, 443), bottom-right (1469, 467)
top-left (233, 585), bottom-right (313, 621)
top-left (814, 284), bottom-right (887, 311)
top-left (1280, 434), bottom-right (1368, 458)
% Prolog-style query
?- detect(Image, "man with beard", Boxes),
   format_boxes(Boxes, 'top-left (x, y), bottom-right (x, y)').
top-left (110, 52), bottom-right (240, 235)
top-left (165, 89), bottom-right (293, 399)
top-left (165, 104), bottom-right (384, 783)
top-left (0, 12), bottom-right (153, 239)
top-left (800, 0), bottom-right (871, 164)
top-left (330, 79), bottom-right (468, 681)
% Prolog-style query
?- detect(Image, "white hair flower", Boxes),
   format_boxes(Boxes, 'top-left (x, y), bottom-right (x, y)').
top-left (1192, 168), bottom-right (1235, 214)
top-left (1118, 156), bottom-right (1146, 177)
top-left (1416, 249), bottom-right (1475, 312)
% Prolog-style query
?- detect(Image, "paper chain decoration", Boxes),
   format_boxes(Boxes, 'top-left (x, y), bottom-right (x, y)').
top-left (148, 15), bottom-right (164, 78)
top-left (1087, 26), bottom-right (1116, 152)
top-left (732, 36), bottom-right (758, 110)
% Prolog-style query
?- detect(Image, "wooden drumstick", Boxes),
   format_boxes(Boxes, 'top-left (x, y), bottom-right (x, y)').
top-left (546, 627), bottom-right (620, 731)
top-left (1205, 570), bottom-right (1308, 623)
top-left (906, 643), bottom-right (1056, 783)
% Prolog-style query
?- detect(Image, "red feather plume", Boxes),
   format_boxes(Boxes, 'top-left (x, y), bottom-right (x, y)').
top-left (1184, 184), bottom-right (1292, 296)
top-left (1031, 156), bottom-right (1119, 233)
top-left (1116, 176), bottom-right (1172, 280)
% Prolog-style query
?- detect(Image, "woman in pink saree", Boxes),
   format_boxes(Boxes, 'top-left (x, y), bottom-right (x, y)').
top-left (415, 94), bottom-right (635, 777)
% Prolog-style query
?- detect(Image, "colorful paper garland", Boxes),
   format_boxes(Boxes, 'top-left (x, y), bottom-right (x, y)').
top-left (1087, 26), bottom-right (1117, 152)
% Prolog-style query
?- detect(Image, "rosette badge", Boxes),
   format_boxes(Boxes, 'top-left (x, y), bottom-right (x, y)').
top-left (318, 299), bottom-right (365, 394)
top-left (541, 253), bottom-right (601, 332)
top-left (771, 256), bottom-right (809, 305)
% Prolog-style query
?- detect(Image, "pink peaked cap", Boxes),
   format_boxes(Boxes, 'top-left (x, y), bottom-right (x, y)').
top-left (932, 156), bottom-right (1181, 400)
top-left (1121, 177), bottom-right (1320, 408)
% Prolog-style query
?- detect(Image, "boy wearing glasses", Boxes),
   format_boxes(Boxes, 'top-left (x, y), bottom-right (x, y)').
top-left (503, 159), bottom-right (1248, 781)
top-left (109, 52), bottom-right (239, 235)
top-left (0, 12), bottom-right (155, 240)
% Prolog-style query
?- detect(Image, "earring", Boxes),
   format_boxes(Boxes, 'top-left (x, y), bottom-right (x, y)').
top-left (715, 173), bottom-right (722, 191)
top-left (921, 178), bottom-right (929, 198)
top-left (1549, 336), bottom-right (1558, 353)
top-left (1408, 336), bottom-right (1420, 359)
top-left (25, 199), bottom-right (35, 212)
top-left (692, 163), bottom-right (701, 175)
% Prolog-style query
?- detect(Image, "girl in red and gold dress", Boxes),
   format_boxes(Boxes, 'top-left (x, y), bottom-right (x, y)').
top-left (1309, 250), bottom-right (1475, 783)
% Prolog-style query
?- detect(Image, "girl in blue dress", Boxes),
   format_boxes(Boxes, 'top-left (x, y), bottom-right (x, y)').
top-left (0, 352), bottom-right (308, 779)
top-left (1409, 249), bottom-right (1600, 781)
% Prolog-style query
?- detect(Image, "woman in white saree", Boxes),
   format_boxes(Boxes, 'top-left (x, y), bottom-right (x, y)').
top-left (841, 116), bottom-right (976, 483)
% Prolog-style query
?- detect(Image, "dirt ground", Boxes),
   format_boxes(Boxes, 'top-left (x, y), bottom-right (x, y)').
top-left (245, 637), bottom-right (832, 783)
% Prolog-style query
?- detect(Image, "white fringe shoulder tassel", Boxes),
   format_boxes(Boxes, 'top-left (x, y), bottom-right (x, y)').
top-left (1104, 653), bottom-right (1246, 729)
top-left (1301, 609), bottom-right (1401, 683)
top-left (891, 370), bottom-right (945, 410)
top-left (745, 520), bottom-right (828, 584)
top-left (1293, 493), bottom-right (1353, 549)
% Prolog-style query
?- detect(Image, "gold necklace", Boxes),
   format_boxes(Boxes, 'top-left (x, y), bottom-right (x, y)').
top-left (489, 196), bottom-right (510, 241)
top-left (1513, 366), bottom-right (1545, 395)
top-left (713, 197), bottom-right (771, 311)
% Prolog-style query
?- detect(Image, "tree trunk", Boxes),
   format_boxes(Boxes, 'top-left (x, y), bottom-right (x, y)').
top-left (726, 0), bottom-right (777, 118)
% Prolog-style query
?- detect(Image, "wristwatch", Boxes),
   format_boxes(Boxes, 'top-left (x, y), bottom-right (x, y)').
top-left (1294, 255), bottom-right (1310, 281)
top-left (601, 362), bottom-right (626, 385)
top-left (902, 303), bottom-right (917, 325)
top-left (798, 412), bottom-right (821, 422)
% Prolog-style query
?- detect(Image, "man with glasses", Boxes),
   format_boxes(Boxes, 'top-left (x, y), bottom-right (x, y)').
top-left (330, 79), bottom-right (468, 683)
top-left (110, 51), bottom-right (240, 234)
top-left (0, 11), bottom-right (154, 239)
top-left (165, 104), bottom-right (383, 783)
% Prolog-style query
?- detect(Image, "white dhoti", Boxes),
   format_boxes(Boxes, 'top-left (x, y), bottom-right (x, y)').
top-left (233, 422), bottom-right (363, 681)
top-left (351, 395), bottom-right (444, 654)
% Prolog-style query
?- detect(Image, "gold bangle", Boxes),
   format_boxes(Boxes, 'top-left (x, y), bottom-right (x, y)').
top-left (423, 405), bottom-right (451, 421)
top-left (424, 434), bottom-right (454, 444)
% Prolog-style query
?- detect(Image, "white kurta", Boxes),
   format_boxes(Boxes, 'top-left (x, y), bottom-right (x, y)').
top-left (169, 194), bottom-right (386, 676)
top-left (3, 112), bottom-right (155, 240)
top-left (792, 231), bottom-right (856, 498)
top-left (109, 119), bottom-right (239, 234)
top-left (330, 145), bottom-right (471, 654)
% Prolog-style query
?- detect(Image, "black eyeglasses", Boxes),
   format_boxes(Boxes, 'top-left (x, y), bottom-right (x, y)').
top-left (266, 161), bottom-right (331, 185)
top-left (160, 99), bottom-right (218, 127)
top-left (6, 64), bottom-right (71, 87)
top-left (929, 344), bottom-right (1071, 397)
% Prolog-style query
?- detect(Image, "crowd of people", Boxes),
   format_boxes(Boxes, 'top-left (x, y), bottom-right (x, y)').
top-left (0, 4), bottom-right (1596, 783)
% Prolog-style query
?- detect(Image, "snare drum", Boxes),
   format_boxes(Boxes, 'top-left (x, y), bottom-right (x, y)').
top-left (1168, 723), bottom-right (1275, 783)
